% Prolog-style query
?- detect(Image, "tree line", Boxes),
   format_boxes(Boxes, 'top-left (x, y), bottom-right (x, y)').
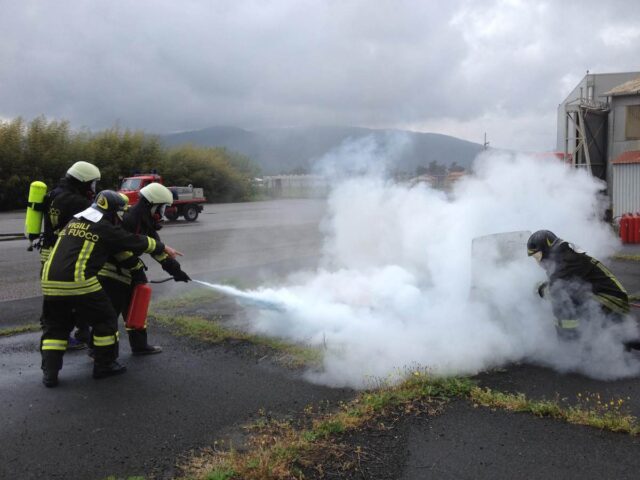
top-left (415, 160), bottom-right (465, 177)
top-left (0, 117), bottom-right (261, 211)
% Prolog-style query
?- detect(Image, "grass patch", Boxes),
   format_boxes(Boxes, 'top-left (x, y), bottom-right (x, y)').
top-left (150, 285), bottom-right (322, 368)
top-left (150, 313), bottom-right (322, 368)
top-left (179, 374), bottom-right (640, 480)
top-left (470, 387), bottom-right (640, 435)
top-left (179, 372), bottom-right (473, 480)
top-left (103, 476), bottom-right (146, 480)
top-left (152, 288), bottom-right (224, 311)
top-left (612, 253), bottom-right (640, 262)
top-left (154, 287), bottom-right (640, 477)
top-left (0, 323), bottom-right (40, 337)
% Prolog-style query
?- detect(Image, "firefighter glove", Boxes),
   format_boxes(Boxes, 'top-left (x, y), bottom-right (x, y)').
top-left (161, 257), bottom-right (182, 276)
top-left (172, 269), bottom-right (191, 283)
top-left (161, 257), bottom-right (190, 282)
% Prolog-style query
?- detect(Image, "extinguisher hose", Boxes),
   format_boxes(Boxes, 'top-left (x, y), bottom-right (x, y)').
top-left (150, 277), bottom-right (175, 284)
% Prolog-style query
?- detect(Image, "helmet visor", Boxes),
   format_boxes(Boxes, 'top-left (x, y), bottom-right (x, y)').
top-left (152, 204), bottom-right (168, 217)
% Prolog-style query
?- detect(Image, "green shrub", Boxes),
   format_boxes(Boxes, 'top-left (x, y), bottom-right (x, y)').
top-left (0, 116), bottom-right (259, 210)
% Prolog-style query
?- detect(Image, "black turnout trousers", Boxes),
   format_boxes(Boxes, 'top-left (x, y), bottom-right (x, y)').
top-left (40, 290), bottom-right (119, 372)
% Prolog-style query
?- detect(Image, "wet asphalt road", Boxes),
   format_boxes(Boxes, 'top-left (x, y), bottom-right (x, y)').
top-left (401, 399), bottom-right (640, 480)
top-left (1, 329), bottom-right (352, 479)
top-left (0, 200), bottom-right (358, 480)
top-left (0, 199), bottom-right (327, 303)
top-left (400, 256), bottom-right (640, 480)
top-left (4, 203), bottom-right (640, 479)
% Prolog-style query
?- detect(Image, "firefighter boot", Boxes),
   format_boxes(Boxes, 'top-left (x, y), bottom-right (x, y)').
top-left (41, 350), bottom-right (64, 388)
top-left (128, 329), bottom-right (163, 355)
top-left (92, 340), bottom-right (126, 379)
top-left (93, 361), bottom-right (127, 379)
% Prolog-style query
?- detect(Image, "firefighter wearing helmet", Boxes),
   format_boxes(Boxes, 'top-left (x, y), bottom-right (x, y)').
top-left (98, 182), bottom-right (190, 355)
top-left (39, 161), bottom-right (102, 349)
top-left (41, 161), bottom-right (102, 259)
top-left (527, 229), bottom-right (634, 343)
top-left (40, 190), bottom-right (180, 387)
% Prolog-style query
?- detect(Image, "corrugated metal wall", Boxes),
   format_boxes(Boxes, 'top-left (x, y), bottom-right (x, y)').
top-left (613, 164), bottom-right (640, 218)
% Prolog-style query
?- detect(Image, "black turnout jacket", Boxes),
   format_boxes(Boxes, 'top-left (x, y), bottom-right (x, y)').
top-left (42, 207), bottom-right (164, 297)
top-left (542, 240), bottom-right (629, 316)
top-left (41, 178), bottom-right (92, 262)
top-left (98, 201), bottom-right (177, 285)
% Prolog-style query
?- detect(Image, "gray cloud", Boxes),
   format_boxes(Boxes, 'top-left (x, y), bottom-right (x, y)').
top-left (1, 0), bottom-right (639, 150)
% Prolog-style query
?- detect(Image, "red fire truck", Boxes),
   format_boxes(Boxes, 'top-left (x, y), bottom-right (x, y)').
top-left (118, 173), bottom-right (206, 221)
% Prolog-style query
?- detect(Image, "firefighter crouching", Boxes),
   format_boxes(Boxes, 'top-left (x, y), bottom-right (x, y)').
top-left (40, 190), bottom-right (179, 387)
top-left (40, 161), bottom-right (102, 349)
top-left (98, 182), bottom-right (191, 355)
top-left (527, 229), bottom-right (638, 346)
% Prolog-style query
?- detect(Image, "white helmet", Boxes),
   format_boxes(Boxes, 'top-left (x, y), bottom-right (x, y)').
top-left (66, 161), bottom-right (101, 182)
top-left (140, 182), bottom-right (174, 205)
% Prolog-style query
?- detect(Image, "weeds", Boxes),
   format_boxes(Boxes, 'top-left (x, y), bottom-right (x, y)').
top-left (150, 313), bottom-right (322, 368)
top-left (206, 470), bottom-right (236, 480)
top-left (153, 289), bottom-right (640, 478)
top-left (178, 373), bottom-right (472, 480)
top-left (177, 369), bottom-right (640, 480)
top-left (0, 323), bottom-right (40, 337)
top-left (152, 288), bottom-right (222, 310)
top-left (102, 476), bottom-right (146, 480)
top-left (149, 284), bottom-right (322, 368)
top-left (612, 253), bottom-right (640, 262)
top-left (470, 387), bottom-right (640, 434)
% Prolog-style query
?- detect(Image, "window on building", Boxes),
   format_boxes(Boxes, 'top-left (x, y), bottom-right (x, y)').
top-left (587, 86), bottom-right (594, 100)
top-left (626, 105), bottom-right (640, 140)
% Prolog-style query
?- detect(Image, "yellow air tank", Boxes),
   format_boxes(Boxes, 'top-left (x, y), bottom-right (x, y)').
top-left (25, 180), bottom-right (47, 250)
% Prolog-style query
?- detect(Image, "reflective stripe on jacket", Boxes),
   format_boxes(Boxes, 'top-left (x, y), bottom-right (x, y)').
top-left (41, 213), bottom-right (164, 297)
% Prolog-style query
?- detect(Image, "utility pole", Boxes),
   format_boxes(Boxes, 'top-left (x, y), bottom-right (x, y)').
top-left (483, 133), bottom-right (490, 150)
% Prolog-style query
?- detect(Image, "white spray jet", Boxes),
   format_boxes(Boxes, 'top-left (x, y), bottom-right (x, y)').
top-left (193, 280), bottom-right (287, 312)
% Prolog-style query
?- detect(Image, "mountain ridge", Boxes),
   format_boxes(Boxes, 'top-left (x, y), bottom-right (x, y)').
top-left (159, 125), bottom-right (484, 175)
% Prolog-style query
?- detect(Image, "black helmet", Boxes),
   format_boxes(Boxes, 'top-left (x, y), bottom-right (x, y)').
top-left (527, 230), bottom-right (558, 258)
top-left (92, 190), bottom-right (129, 223)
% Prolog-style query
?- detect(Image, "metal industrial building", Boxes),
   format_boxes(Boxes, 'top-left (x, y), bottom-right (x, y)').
top-left (557, 72), bottom-right (640, 218)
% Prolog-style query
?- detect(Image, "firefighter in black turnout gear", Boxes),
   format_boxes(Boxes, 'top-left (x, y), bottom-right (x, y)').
top-left (40, 161), bottom-right (101, 348)
top-left (41, 161), bottom-right (101, 263)
top-left (527, 230), bottom-right (631, 340)
top-left (98, 183), bottom-right (191, 354)
top-left (40, 190), bottom-right (178, 387)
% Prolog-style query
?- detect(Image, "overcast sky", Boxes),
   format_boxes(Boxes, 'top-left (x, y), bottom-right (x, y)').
top-left (1, 0), bottom-right (639, 151)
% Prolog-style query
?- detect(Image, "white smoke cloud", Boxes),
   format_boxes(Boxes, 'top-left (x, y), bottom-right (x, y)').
top-left (229, 139), bottom-right (640, 388)
top-left (312, 132), bottom-right (410, 180)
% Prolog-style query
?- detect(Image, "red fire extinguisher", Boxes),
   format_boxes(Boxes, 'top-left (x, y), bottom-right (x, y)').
top-left (126, 284), bottom-right (153, 329)
top-left (620, 214), bottom-right (630, 243)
